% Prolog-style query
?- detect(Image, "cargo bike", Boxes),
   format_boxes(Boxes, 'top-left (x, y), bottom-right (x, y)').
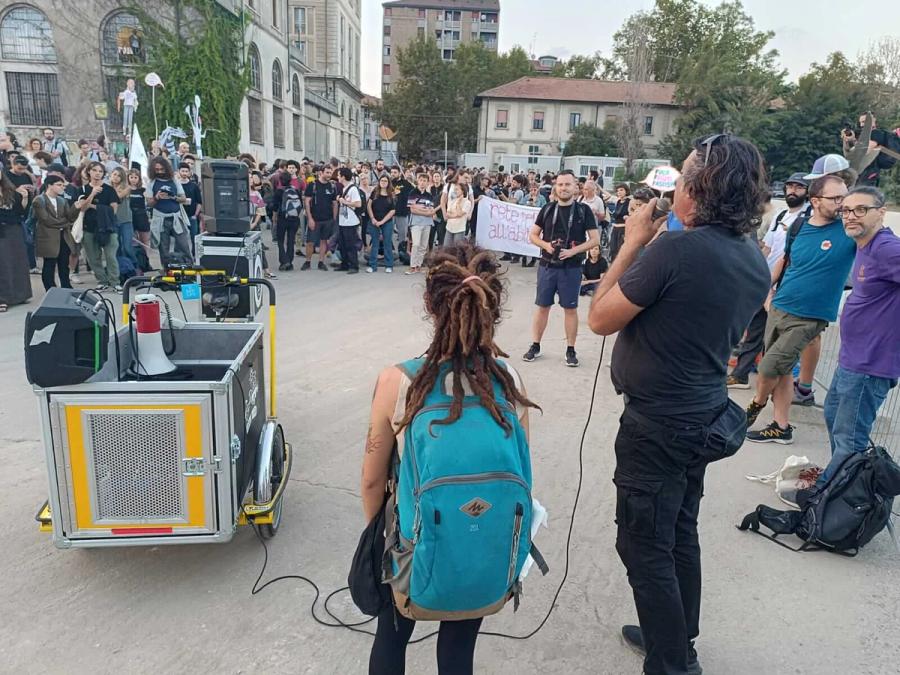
top-left (30, 269), bottom-right (292, 548)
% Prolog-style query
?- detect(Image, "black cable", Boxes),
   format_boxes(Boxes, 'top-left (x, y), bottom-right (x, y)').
top-left (246, 337), bottom-right (608, 644)
top-left (175, 290), bottom-right (188, 321)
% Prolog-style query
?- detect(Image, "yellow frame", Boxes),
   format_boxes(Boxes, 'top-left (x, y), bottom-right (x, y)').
top-left (64, 404), bottom-right (207, 530)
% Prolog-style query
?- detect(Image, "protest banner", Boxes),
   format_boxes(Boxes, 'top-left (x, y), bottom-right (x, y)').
top-left (475, 197), bottom-right (542, 257)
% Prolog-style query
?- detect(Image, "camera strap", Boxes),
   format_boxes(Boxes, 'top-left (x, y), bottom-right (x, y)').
top-left (548, 202), bottom-right (576, 245)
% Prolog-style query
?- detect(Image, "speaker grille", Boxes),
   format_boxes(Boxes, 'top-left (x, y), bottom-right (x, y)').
top-left (89, 412), bottom-right (183, 520)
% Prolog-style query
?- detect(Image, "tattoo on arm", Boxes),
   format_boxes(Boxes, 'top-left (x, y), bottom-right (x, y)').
top-left (365, 423), bottom-right (381, 455)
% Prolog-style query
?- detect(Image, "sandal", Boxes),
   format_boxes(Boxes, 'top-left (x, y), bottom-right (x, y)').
top-left (264, 271), bottom-right (277, 279)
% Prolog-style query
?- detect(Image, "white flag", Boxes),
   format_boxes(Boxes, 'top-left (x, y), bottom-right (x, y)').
top-left (129, 125), bottom-right (149, 181)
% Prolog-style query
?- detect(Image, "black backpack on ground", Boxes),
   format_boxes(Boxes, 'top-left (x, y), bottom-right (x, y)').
top-left (738, 445), bottom-right (900, 556)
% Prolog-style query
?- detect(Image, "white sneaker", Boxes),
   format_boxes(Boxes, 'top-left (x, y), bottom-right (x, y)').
top-left (366, 267), bottom-right (375, 274)
top-left (70, 273), bottom-right (82, 284)
top-left (385, 268), bottom-right (393, 274)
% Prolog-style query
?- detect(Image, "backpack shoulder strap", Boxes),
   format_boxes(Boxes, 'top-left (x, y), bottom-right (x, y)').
top-left (774, 216), bottom-right (807, 289)
top-left (771, 209), bottom-right (788, 232)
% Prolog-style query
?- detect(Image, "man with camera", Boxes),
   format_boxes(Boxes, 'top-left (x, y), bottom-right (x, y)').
top-left (842, 112), bottom-right (898, 186)
top-left (522, 170), bottom-right (600, 368)
top-left (588, 135), bottom-right (771, 675)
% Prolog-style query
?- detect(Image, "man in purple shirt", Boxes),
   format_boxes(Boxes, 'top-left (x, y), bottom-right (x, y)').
top-left (817, 186), bottom-right (899, 487)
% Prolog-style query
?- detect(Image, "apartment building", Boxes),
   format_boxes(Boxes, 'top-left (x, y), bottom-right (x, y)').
top-left (381, 0), bottom-right (500, 94)
top-left (475, 77), bottom-right (682, 169)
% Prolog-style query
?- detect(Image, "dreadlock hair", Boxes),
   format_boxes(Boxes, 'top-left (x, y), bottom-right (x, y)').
top-left (398, 242), bottom-right (540, 435)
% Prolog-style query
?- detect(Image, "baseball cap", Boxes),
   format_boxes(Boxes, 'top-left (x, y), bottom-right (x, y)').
top-left (784, 172), bottom-right (808, 188)
top-left (13, 155), bottom-right (29, 166)
top-left (803, 154), bottom-right (850, 180)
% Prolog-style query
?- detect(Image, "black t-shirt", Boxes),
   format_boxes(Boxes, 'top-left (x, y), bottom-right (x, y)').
top-left (583, 256), bottom-right (607, 280)
top-left (534, 201), bottom-right (598, 268)
top-left (80, 184), bottom-right (119, 233)
top-left (370, 194), bottom-right (395, 222)
top-left (5, 170), bottom-right (35, 210)
top-left (392, 179), bottom-right (413, 216)
top-left (304, 179), bottom-right (337, 222)
top-left (611, 225), bottom-right (770, 418)
top-left (612, 198), bottom-right (630, 225)
top-left (180, 179), bottom-right (202, 215)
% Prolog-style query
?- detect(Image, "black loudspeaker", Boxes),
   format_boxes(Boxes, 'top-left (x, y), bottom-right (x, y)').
top-left (201, 160), bottom-right (252, 234)
top-left (195, 232), bottom-right (264, 321)
top-left (24, 288), bottom-right (110, 387)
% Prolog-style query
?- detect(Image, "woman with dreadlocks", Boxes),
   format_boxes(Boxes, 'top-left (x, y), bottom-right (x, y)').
top-left (361, 242), bottom-right (540, 675)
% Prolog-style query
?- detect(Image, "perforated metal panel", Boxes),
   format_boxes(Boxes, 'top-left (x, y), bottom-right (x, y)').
top-left (88, 412), bottom-right (183, 520)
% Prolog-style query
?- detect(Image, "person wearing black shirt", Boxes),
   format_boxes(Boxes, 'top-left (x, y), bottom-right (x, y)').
top-left (580, 246), bottom-right (608, 296)
top-left (522, 170), bottom-right (599, 368)
top-left (77, 162), bottom-right (121, 289)
top-left (390, 165), bottom-right (413, 263)
top-left (588, 135), bottom-right (771, 675)
top-left (609, 183), bottom-right (631, 262)
top-left (366, 175), bottom-right (397, 273)
top-left (178, 164), bottom-right (203, 252)
top-left (302, 164), bottom-right (338, 270)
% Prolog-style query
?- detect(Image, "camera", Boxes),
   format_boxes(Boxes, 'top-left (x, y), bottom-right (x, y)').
top-left (547, 240), bottom-right (566, 268)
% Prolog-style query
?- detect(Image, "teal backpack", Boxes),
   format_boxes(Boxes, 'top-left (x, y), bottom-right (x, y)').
top-left (382, 357), bottom-right (548, 621)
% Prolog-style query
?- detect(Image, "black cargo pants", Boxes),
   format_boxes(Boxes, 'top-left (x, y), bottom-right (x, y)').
top-left (614, 405), bottom-right (711, 675)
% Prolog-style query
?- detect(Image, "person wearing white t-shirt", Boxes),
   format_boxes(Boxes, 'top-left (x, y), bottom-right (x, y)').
top-left (336, 167), bottom-right (362, 274)
top-left (444, 182), bottom-right (473, 246)
top-left (728, 173), bottom-right (809, 388)
top-left (117, 79), bottom-right (139, 136)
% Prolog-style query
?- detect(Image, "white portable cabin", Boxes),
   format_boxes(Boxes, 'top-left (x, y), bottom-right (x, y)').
top-left (458, 153), bottom-right (490, 170)
top-left (498, 154), bottom-right (562, 175)
top-left (563, 156), bottom-right (670, 184)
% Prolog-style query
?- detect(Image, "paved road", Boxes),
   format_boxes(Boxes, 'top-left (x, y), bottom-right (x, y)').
top-left (1, 248), bottom-right (898, 674)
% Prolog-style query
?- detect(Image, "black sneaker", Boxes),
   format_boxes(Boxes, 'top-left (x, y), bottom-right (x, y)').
top-left (566, 349), bottom-right (579, 368)
top-left (347, 268), bottom-right (359, 274)
top-left (300, 261), bottom-right (311, 271)
top-left (284, 263), bottom-right (294, 271)
top-left (745, 399), bottom-right (766, 427)
top-left (621, 626), bottom-right (702, 675)
top-left (747, 421), bottom-right (794, 444)
top-left (317, 261), bottom-right (327, 271)
top-left (522, 345), bottom-right (541, 362)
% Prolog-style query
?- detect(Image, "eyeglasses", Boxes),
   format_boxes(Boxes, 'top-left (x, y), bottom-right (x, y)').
top-left (840, 205), bottom-right (880, 218)
top-left (699, 133), bottom-right (729, 166)
top-left (814, 195), bottom-right (844, 204)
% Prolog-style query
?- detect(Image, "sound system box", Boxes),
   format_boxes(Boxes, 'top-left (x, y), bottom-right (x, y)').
top-left (24, 288), bottom-right (110, 388)
top-left (195, 232), bottom-right (264, 321)
top-left (201, 160), bottom-right (251, 234)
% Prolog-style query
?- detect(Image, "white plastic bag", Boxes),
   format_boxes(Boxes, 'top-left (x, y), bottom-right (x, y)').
top-left (519, 497), bottom-right (548, 582)
top-left (746, 455), bottom-right (822, 508)
top-left (71, 211), bottom-right (84, 244)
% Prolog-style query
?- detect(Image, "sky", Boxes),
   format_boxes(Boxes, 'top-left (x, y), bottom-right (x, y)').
top-left (359, 0), bottom-right (900, 97)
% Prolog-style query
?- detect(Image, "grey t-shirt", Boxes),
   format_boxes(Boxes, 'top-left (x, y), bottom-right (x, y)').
top-left (407, 188), bottom-right (434, 229)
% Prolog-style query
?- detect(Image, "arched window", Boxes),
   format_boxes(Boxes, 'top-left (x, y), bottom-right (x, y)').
top-left (100, 11), bottom-right (144, 65)
top-left (0, 5), bottom-right (56, 61)
top-left (272, 59), bottom-right (283, 101)
top-left (292, 74), bottom-right (301, 108)
top-left (248, 43), bottom-right (261, 92)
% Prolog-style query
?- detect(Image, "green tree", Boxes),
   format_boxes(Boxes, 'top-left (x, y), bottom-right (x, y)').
top-left (551, 53), bottom-right (604, 79)
top-left (655, 1), bottom-right (785, 163)
top-left (380, 40), bottom-right (532, 159)
top-left (125, 0), bottom-right (247, 157)
top-left (563, 122), bottom-right (618, 156)
top-left (763, 53), bottom-right (878, 179)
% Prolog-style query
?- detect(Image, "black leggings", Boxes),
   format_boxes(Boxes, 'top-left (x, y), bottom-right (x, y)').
top-left (369, 604), bottom-right (482, 675)
top-left (42, 233), bottom-right (72, 290)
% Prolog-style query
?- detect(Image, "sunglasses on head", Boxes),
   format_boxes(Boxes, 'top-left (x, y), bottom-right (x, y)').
top-left (698, 133), bottom-right (730, 166)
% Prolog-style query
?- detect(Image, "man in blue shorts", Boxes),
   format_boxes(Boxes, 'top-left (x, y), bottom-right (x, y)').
top-left (522, 170), bottom-right (600, 367)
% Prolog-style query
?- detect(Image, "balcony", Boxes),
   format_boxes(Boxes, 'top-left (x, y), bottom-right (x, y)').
top-left (305, 89), bottom-right (338, 115)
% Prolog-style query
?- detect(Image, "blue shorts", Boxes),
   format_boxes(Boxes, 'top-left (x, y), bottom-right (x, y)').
top-left (535, 264), bottom-right (582, 309)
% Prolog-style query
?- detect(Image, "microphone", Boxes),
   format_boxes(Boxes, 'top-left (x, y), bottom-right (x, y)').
top-left (652, 197), bottom-right (672, 221)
